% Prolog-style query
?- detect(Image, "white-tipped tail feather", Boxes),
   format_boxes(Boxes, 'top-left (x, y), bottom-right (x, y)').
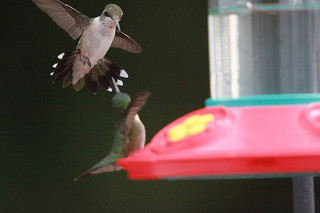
top-left (120, 70), bottom-right (128, 78)
top-left (57, 53), bottom-right (65, 59)
top-left (116, 80), bottom-right (123, 86)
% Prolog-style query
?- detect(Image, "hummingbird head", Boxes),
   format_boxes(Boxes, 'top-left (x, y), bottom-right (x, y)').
top-left (112, 92), bottom-right (131, 112)
top-left (101, 4), bottom-right (123, 31)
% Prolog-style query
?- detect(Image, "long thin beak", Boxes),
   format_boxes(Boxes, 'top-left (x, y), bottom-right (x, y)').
top-left (112, 78), bottom-right (120, 93)
top-left (115, 20), bottom-right (121, 31)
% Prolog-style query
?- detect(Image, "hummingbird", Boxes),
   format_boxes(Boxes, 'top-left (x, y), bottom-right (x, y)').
top-left (32, 0), bottom-right (143, 93)
top-left (74, 91), bottom-right (150, 181)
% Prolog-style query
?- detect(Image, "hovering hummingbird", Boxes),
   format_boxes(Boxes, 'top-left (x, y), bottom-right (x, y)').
top-left (32, 0), bottom-right (143, 93)
top-left (74, 91), bottom-right (150, 181)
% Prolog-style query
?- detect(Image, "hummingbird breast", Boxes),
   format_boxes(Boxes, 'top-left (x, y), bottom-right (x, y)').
top-left (72, 17), bottom-right (116, 84)
top-left (126, 115), bottom-right (146, 155)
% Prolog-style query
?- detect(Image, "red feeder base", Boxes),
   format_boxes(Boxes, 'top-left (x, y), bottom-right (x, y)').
top-left (118, 103), bottom-right (320, 180)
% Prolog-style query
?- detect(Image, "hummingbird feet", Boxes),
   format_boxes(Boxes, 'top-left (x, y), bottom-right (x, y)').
top-left (80, 56), bottom-right (91, 67)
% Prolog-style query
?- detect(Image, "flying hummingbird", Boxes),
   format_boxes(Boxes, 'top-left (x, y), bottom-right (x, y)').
top-left (32, 0), bottom-right (143, 93)
top-left (74, 91), bottom-right (150, 181)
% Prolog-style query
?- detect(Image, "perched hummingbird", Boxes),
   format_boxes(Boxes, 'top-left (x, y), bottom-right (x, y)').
top-left (32, 0), bottom-right (143, 93)
top-left (74, 91), bottom-right (150, 181)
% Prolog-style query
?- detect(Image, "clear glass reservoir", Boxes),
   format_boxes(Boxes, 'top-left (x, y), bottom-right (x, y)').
top-left (208, 0), bottom-right (320, 99)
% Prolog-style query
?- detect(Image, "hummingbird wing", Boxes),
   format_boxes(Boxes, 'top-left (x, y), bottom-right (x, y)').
top-left (32, 0), bottom-right (90, 40)
top-left (111, 30), bottom-right (143, 53)
top-left (124, 92), bottom-right (150, 135)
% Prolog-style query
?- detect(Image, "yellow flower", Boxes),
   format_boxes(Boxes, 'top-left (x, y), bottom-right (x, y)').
top-left (167, 114), bottom-right (214, 142)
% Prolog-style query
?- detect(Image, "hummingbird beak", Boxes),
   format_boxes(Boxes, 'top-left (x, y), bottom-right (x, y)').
top-left (112, 78), bottom-right (120, 93)
top-left (115, 20), bottom-right (121, 31)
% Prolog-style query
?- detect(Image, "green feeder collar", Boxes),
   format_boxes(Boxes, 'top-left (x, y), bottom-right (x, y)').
top-left (205, 94), bottom-right (320, 107)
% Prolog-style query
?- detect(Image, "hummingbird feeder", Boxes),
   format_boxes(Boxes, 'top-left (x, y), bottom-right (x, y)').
top-left (118, 1), bottom-right (320, 212)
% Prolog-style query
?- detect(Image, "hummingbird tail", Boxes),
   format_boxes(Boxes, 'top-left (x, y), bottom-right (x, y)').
top-left (50, 50), bottom-right (79, 88)
top-left (86, 58), bottom-right (128, 94)
top-left (74, 153), bottom-right (124, 181)
top-left (50, 51), bottom-right (128, 94)
top-left (74, 162), bottom-right (122, 181)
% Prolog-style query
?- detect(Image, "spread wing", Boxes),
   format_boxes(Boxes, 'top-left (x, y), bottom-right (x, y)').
top-left (111, 30), bottom-right (143, 53)
top-left (32, 0), bottom-right (90, 40)
top-left (124, 91), bottom-right (150, 135)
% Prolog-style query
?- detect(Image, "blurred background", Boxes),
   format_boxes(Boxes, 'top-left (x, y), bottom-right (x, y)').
top-left (1, 0), bottom-right (319, 212)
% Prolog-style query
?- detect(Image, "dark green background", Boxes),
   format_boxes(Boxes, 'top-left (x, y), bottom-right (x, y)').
top-left (1, 0), bottom-right (319, 212)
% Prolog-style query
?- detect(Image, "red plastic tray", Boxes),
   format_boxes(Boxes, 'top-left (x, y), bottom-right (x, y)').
top-left (118, 103), bottom-right (320, 180)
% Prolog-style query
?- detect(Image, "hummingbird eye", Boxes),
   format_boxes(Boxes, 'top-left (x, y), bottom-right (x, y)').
top-left (103, 11), bottom-right (110, 17)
